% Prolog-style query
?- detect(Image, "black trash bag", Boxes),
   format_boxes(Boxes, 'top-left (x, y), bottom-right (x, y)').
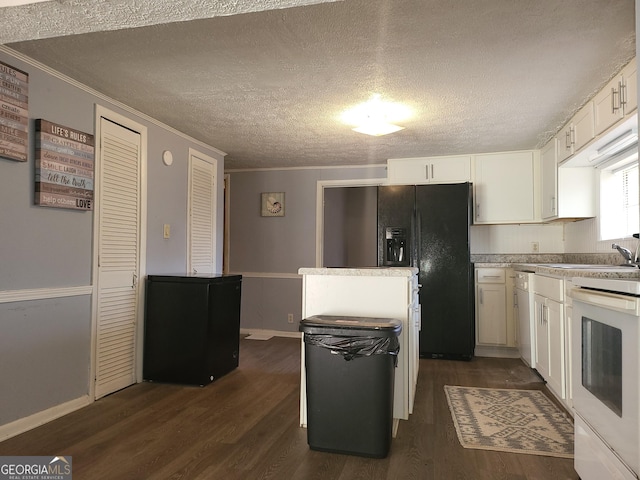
top-left (304, 334), bottom-right (400, 364)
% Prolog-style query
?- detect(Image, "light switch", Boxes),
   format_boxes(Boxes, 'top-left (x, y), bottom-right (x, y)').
top-left (163, 224), bottom-right (171, 239)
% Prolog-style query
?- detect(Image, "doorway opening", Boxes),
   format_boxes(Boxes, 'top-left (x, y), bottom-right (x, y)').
top-left (320, 183), bottom-right (380, 268)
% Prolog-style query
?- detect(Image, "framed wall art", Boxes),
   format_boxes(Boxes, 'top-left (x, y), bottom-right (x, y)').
top-left (261, 192), bottom-right (285, 217)
top-left (34, 119), bottom-right (95, 210)
top-left (0, 60), bottom-right (29, 162)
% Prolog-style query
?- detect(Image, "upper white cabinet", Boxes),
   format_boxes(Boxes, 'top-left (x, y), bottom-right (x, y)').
top-left (556, 103), bottom-right (595, 163)
top-left (473, 150), bottom-right (538, 224)
top-left (593, 57), bottom-right (637, 136)
top-left (540, 138), bottom-right (596, 221)
top-left (386, 155), bottom-right (471, 185)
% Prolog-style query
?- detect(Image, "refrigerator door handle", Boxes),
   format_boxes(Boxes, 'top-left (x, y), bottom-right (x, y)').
top-left (414, 207), bottom-right (421, 269)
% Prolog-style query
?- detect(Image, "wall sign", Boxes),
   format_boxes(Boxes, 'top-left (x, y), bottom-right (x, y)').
top-left (35, 119), bottom-right (95, 210)
top-left (0, 60), bottom-right (29, 162)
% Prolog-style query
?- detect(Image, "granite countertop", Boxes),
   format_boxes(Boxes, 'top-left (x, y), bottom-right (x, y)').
top-left (298, 267), bottom-right (419, 277)
top-left (511, 263), bottom-right (640, 279)
top-left (472, 253), bottom-right (640, 279)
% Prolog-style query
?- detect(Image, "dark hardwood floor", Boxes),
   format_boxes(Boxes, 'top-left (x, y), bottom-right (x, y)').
top-left (0, 337), bottom-right (578, 479)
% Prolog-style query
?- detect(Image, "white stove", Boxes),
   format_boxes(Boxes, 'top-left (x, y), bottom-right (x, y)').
top-left (572, 276), bottom-right (640, 296)
top-left (571, 276), bottom-right (640, 480)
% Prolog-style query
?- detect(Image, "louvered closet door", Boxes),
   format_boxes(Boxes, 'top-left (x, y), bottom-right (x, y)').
top-left (95, 118), bottom-right (142, 399)
top-left (188, 154), bottom-right (215, 274)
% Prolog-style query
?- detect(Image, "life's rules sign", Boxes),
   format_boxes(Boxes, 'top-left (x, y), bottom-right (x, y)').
top-left (35, 119), bottom-right (95, 210)
top-left (0, 60), bottom-right (29, 162)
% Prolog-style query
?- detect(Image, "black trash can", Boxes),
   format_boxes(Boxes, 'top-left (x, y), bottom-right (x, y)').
top-left (300, 315), bottom-right (402, 458)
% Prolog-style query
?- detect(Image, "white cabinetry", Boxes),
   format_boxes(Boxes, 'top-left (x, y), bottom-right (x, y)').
top-left (475, 267), bottom-right (515, 347)
top-left (563, 279), bottom-right (574, 409)
top-left (556, 103), bottom-right (595, 163)
top-left (473, 150), bottom-right (538, 224)
top-left (386, 155), bottom-right (471, 185)
top-left (594, 57), bottom-right (637, 135)
top-left (540, 138), bottom-right (596, 221)
top-left (534, 275), bottom-right (565, 401)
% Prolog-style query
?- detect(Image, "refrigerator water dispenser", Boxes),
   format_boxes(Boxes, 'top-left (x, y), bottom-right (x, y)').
top-left (384, 227), bottom-right (409, 266)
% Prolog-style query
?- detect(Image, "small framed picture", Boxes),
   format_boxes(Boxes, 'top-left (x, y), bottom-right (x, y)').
top-left (261, 192), bottom-right (285, 217)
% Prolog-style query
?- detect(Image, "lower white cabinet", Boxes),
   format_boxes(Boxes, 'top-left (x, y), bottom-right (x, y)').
top-left (475, 268), bottom-right (515, 347)
top-left (533, 275), bottom-right (566, 401)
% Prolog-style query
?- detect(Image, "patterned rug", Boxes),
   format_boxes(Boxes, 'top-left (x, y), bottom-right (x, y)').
top-left (444, 385), bottom-right (574, 458)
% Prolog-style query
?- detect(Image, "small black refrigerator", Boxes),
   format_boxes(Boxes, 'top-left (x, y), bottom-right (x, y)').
top-left (144, 274), bottom-right (242, 386)
top-left (378, 183), bottom-right (474, 359)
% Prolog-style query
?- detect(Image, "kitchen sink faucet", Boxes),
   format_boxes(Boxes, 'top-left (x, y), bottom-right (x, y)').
top-left (612, 243), bottom-right (634, 264)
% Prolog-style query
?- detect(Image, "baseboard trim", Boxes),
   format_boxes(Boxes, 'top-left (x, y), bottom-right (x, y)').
top-left (240, 328), bottom-right (302, 339)
top-left (0, 395), bottom-right (92, 442)
top-left (474, 345), bottom-right (521, 359)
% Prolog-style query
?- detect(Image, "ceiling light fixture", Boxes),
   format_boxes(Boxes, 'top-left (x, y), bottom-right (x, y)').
top-left (0, 0), bottom-right (50, 6)
top-left (341, 94), bottom-right (411, 136)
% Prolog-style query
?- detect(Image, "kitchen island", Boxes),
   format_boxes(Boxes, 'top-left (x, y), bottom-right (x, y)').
top-left (297, 267), bottom-right (420, 433)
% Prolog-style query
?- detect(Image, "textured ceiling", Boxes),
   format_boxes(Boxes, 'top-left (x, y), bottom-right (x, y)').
top-left (2, 0), bottom-right (636, 169)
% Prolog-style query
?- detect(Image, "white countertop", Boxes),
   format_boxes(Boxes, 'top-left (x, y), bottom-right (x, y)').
top-left (298, 267), bottom-right (419, 277)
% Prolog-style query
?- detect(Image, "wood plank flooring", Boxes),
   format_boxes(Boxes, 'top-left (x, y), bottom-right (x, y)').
top-left (0, 337), bottom-right (578, 479)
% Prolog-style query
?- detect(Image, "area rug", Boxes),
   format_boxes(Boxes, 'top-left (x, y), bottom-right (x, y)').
top-left (444, 385), bottom-right (573, 458)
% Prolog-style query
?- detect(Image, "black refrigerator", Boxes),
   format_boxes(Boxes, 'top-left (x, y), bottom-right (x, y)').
top-left (144, 274), bottom-right (242, 386)
top-left (377, 183), bottom-right (474, 359)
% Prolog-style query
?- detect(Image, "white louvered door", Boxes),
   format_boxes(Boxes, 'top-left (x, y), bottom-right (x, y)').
top-left (188, 151), bottom-right (216, 275)
top-left (95, 117), bottom-right (142, 399)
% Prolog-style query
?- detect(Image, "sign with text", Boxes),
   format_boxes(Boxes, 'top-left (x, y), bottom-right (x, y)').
top-left (0, 60), bottom-right (29, 162)
top-left (0, 456), bottom-right (72, 479)
top-left (35, 119), bottom-right (95, 210)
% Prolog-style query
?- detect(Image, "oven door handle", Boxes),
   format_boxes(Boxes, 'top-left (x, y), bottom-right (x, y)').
top-left (571, 287), bottom-right (640, 316)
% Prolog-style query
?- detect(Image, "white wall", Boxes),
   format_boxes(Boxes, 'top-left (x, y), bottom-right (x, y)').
top-left (470, 224), bottom-right (565, 254)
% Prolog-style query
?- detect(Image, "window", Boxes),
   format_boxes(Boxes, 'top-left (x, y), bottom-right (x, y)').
top-left (599, 149), bottom-right (639, 241)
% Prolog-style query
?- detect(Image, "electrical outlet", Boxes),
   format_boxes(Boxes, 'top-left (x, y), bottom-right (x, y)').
top-left (531, 241), bottom-right (539, 253)
top-left (287, 313), bottom-right (294, 324)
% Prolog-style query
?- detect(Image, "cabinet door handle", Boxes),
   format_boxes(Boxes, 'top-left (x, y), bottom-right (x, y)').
top-left (430, 164), bottom-right (434, 179)
top-left (479, 288), bottom-right (483, 305)
top-left (570, 126), bottom-right (576, 146)
top-left (565, 131), bottom-right (571, 150)
top-left (612, 86), bottom-right (620, 113)
top-left (425, 164), bottom-right (430, 180)
top-left (620, 80), bottom-right (628, 107)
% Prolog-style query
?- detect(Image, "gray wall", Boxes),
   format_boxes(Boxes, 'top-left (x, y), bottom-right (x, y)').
top-left (227, 166), bottom-right (386, 332)
top-left (0, 48), bottom-right (225, 430)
